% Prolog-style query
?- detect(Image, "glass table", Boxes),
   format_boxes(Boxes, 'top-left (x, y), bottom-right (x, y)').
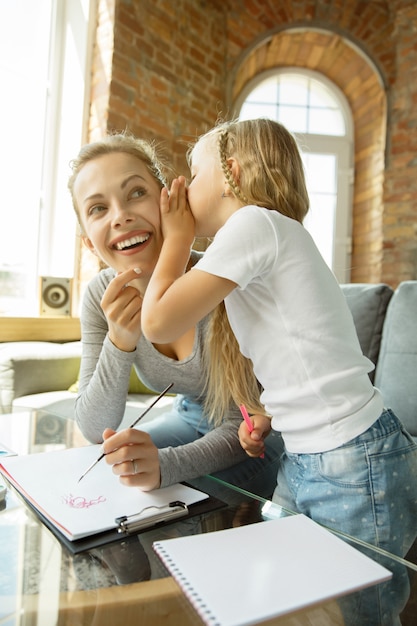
top-left (0, 408), bottom-right (416, 625)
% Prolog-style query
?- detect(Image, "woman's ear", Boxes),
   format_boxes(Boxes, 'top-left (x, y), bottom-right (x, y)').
top-left (82, 235), bottom-right (97, 256)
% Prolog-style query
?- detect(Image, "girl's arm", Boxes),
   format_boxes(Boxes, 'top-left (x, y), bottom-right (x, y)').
top-left (141, 178), bottom-right (236, 343)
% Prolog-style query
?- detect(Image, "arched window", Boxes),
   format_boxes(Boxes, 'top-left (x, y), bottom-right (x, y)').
top-left (237, 69), bottom-right (354, 283)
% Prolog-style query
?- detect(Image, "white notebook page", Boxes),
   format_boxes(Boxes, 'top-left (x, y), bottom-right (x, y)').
top-left (153, 513), bottom-right (392, 626)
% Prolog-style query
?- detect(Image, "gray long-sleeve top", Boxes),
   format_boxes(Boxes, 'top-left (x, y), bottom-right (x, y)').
top-left (75, 260), bottom-right (247, 488)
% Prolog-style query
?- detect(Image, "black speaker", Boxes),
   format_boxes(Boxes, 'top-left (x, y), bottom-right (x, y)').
top-left (39, 276), bottom-right (72, 316)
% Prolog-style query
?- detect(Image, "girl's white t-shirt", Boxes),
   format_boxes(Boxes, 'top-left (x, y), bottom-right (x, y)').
top-left (194, 205), bottom-right (383, 453)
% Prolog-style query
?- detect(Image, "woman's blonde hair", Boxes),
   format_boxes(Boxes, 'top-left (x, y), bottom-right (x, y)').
top-left (68, 132), bottom-right (171, 232)
top-left (196, 119), bottom-right (310, 424)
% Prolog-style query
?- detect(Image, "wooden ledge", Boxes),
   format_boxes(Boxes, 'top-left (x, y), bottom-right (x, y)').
top-left (0, 317), bottom-right (81, 342)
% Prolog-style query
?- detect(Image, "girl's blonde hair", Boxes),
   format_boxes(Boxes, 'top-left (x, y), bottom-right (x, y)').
top-left (68, 132), bottom-right (170, 232)
top-left (191, 118), bottom-right (309, 222)
top-left (196, 119), bottom-right (310, 424)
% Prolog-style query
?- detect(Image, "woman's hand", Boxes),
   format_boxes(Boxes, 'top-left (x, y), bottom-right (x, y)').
top-left (102, 427), bottom-right (161, 491)
top-left (238, 413), bottom-right (271, 458)
top-left (101, 268), bottom-right (143, 352)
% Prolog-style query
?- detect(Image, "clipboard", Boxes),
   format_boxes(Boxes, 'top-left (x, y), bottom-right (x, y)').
top-left (0, 445), bottom-right (226, 554)
top-left (116, 500), bottom-right (189, 533)
top-left (8, 483), bottom-right (225, 554)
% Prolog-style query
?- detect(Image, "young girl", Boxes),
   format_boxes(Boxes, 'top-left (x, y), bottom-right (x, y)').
top-left (141, 118), bottom-right (417, 625)
top-left (67, 132), bottom-right (283, 497)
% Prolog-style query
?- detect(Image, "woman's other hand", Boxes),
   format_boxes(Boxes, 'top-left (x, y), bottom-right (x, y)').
top-left (101, 268), bottom-right (143, 352)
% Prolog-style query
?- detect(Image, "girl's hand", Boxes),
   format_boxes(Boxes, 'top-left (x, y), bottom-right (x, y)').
top-left (238, 414), bottom-right (271, 458)
top-left (160, 177), bottom-right (195, 248)
top-left (102, 427), bottom-right (161, 491)
top-left (101, 268), bottom-right (143, 352)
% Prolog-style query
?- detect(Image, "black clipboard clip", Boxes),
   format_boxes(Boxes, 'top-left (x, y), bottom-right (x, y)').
top-left (115, 500), bottom-right (188, 534)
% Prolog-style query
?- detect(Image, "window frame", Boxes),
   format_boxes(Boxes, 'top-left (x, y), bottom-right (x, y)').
top-left (0, 0), bottom-right (95, 322)
top-left (39, 0), bottom-right (96, 310)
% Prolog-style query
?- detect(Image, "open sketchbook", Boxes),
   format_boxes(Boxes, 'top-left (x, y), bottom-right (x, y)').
top-left (153, 514), bottom-right (392, 626)
top-left (0, 444), bottom-right (211, 552)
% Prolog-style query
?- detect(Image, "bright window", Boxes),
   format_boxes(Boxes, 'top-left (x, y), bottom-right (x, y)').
top-left (0, 0), bottom-right (94, 316)
top-left (238, 70), bottom-right (353, 283)
top-left (240, 72), bottom-right (346, 136)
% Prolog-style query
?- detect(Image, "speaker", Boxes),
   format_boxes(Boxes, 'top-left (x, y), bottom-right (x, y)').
top-left (33, 412), bottom-right (67, 446)
top-left (39, 276), bottom-right (72, 316)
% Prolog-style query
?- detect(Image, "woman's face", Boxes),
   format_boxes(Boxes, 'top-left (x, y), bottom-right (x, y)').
top-left (74, 152), bottom-right (164, 278)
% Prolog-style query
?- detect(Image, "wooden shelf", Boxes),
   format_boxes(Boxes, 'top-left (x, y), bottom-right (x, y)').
top-left (0, 317), bottom-right (81, 342)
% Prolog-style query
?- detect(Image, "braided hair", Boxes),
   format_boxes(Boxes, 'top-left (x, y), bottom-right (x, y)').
top-left (192, 118), bottom-right (310, 424)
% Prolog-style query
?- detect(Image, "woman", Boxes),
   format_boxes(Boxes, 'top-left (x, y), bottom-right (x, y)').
top-left (68, 132), bottom-right (283, 496)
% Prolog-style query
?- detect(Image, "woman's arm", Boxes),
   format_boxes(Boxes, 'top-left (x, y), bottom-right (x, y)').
top-left (75, 271), bottom-right (136, 442)
top-left (157, 418), bottom-right (247, 487)
top-left (102, 410), bottom-right (248, 490)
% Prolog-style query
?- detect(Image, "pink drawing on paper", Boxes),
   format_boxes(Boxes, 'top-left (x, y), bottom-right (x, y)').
top-left (62, 494), bottom-right (106, 509)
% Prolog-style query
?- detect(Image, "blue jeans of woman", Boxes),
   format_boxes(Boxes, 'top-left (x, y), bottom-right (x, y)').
top-left (272, 409), bottom-right (417, 625)
top-left (139, 394), bottom-right (283, 499)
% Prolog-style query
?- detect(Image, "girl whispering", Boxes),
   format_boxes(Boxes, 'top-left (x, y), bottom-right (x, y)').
top-left (141, 118), bottom-right (417, 625)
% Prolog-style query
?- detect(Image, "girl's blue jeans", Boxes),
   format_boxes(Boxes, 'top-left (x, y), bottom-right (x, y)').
top-left (139, 394), bottom-right (283, 500)
top-left (272, 409), bottom-right (417, 625)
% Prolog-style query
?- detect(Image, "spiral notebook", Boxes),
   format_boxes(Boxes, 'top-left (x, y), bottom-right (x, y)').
top-left (153, 513), bottom-right (392, 626)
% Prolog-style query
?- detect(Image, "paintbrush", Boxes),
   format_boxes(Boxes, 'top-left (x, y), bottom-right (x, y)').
top-left (77, 382), bottom-right (174, 483)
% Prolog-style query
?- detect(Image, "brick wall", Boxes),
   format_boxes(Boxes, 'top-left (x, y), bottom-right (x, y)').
top-left (89, 0), bottom-right (227, 174)
top-left (382, 3), bottom-right (417, 285)
top-left (86, 0), bottom-right (417, 288)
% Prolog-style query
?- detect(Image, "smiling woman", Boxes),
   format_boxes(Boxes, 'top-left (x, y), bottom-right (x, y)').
top-left (73, 153), bottom-right (165, 285)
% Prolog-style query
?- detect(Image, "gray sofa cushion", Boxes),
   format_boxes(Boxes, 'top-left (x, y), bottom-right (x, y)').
top-left (0, 341), bottom-right (82, 413)
top-left (375, 281), bottom-right (417, 437)
top-left (341, 283), bottom-right (394, 381)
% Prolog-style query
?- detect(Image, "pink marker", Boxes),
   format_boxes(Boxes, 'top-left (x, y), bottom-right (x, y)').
top-left (239, 404), bottom-right (265, 459)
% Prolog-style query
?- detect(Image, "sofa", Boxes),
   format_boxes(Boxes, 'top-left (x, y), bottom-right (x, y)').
top-left (342, 280), bottom-right (417, 441)
top-left (0, 281), bottom-right (416, 440)
top-left (0, 340), bottom-right (170, 427)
